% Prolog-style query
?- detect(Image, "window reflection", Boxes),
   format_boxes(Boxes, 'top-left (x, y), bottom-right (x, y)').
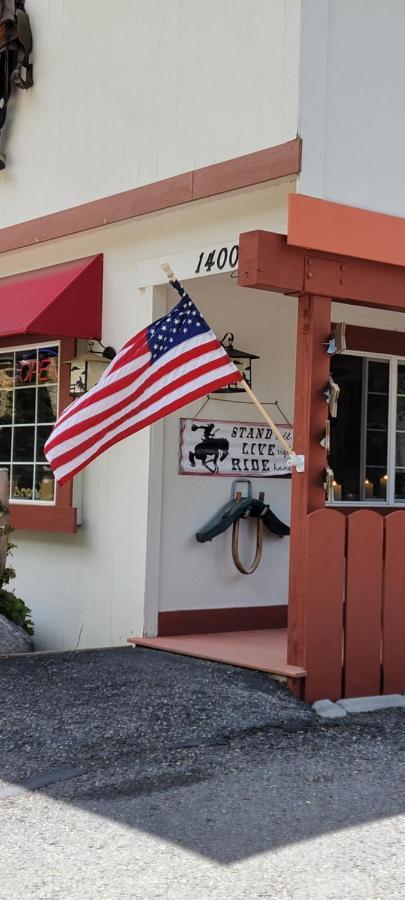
top-left (36, 426), bottom-right (53, 462)
top-left (37, 386), bottom-right (57, 422)
top-left (0, 344), bottom-right (59, 503)
top-left (38, 348), bottom-right (59, 384)
top-left (0, 391), bottom-right (12, 424)
top-left (16, 349), bottom-right (38, 386)
top-left (330, 356), bottom-right (389, 502)
top-left (0, 354), bottom-right (14, 388)
top-left (14, 388), bottom-right (36, 424)
top-left (395, 364), bottom-right (405, 500)
top-left (0, 428), bottom-right (11, 461)
top-left (12, 465), bottom-right (34, 500)
top-left (34, 466), bottom-right (55, 501)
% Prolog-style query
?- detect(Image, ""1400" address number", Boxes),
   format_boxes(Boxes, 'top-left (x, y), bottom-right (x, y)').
top-left (195, 244), bottom-right (239, 275)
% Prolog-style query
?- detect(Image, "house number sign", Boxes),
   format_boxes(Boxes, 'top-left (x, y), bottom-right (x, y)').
top-left (137, 241), bottom-right (239, 287)
top-left (195, 244), bottom-right (239, 275)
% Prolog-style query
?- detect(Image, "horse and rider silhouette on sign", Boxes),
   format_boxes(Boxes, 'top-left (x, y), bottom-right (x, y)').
top-left (0, 0), bottom-right (33, 169)
top-left (188, 423), bottom-right (229, 474)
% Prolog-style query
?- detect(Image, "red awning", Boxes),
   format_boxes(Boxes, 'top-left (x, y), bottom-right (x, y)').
top-left (0, 255), bottom-right (103, 339)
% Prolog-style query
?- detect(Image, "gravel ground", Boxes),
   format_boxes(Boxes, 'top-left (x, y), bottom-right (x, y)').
top-left (0, 647), bottom-right (404, 899)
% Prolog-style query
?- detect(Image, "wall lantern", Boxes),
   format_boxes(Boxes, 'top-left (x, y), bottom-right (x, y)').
top-left (67, 340), bottom-right (116, 398)
top-left (215, 332), bottom-right (259, 393)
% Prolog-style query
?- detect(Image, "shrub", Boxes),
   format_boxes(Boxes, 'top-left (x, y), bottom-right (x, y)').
top-left (0, 537), bottom-right (34, 636)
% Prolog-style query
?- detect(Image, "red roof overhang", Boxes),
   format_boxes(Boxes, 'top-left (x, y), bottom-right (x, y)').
top-left (0, 254), bottom-right (103, 340)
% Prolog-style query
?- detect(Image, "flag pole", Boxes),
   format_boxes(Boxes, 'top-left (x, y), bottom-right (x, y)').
top-left (239, 378), bottom-right (292, 456)
top-left (160, 262), bottom-right (305, 471)
top-left (239, 380), bottom-right (304, 471)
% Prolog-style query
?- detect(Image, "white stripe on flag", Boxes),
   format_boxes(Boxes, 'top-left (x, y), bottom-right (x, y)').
top-left (50, 360), bottom-right (237, 482)
top-left (46, 344), bottom-right (227, 460)
top-left (55, 331), bottom-right (216, 429)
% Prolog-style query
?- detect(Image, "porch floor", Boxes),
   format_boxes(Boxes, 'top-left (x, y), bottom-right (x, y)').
top-left (128, 628), bottom-right (306, 679)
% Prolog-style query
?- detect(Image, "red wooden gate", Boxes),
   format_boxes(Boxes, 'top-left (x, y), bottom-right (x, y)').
top-left (301, 508), bottom-right (405, 702)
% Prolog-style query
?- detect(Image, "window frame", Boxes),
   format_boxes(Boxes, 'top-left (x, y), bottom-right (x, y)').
top-left (0, 334), bottom-right (77, 533)
top-left (328, 347), bottom-right (405, 508)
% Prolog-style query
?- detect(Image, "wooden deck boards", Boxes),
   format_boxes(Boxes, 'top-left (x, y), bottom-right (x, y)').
top-left (128, 628), bottom-right (306, 679)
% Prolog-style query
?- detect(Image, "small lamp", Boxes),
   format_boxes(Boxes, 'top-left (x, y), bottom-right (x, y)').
top-left (216, 332), bottom-right (259, 393)
top-left (67, 340), bottom-right (116, 397)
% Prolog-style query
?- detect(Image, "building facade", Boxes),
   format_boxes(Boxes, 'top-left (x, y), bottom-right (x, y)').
top-left (1, 0), bottom-right (405, 701)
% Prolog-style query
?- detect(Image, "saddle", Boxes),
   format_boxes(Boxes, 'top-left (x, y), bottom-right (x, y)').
top-left (0, 5), bottom-right (32, 86)
top-left (196, 494), bottom-right (290, 543)
top-left (0, 21), bottom-right (13, 51)
top-left (196, 480), bottom-right (290, 575)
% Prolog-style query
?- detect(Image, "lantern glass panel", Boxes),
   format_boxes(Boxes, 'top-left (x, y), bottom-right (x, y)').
top-left (86, 358), bottom-right (109, 391)
top-left (234, 357), bottom-right (252, 383)
top-left (70, 361), bottom-right (87, 397)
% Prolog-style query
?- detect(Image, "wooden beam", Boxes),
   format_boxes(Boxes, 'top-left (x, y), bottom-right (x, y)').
top-left (192, 139), bottom-right (302, 199)
top-left (343, 324), bottom-right (405, 355)
top-left (238, 230), bottom-right (305, 293)
top-left (238, 228), bottom-right (405, 312)
top-left (0, 140), bottom-right (302, 256)
top-left (287, 295), bottom-right (331, 669)
top-left (289, 193), bottom-right (405, 269)
top-left (305, 254), bottom-right (405, 312)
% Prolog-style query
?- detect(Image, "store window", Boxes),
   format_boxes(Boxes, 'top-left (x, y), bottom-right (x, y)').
top-left (330, 353), bottom-right (405, 504)
top-left (0, 343), bottom-right (59, 503)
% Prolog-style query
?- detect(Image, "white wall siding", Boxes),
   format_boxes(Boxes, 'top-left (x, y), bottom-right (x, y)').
top-left (299, 0), bottom-right (405, 216)
top-left (157, 278), bottom-right (297, 614)
top-left (0, 179), bottom-right (293, 649)
top-left (0, 0), bottom-right (300, 229)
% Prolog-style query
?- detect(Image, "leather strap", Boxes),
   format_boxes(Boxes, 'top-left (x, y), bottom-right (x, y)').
top-left (231, 514), bottom-right (264, 575)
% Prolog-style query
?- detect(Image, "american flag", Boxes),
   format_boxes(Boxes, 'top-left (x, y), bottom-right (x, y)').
top-left (45, 280), bottom-right (243, 485)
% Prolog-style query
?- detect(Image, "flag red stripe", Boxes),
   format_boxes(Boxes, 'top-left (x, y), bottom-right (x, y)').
top-left (100, 328), bottom-right (150, 377)
top-left (46, 337), bottom-right (222, 451)
top-left (56, 353), bottom-right (150, 428)
top-left (55, 369), bottom-right (241, 485)
top-left (55, 328), bottom-right (150, 427)
top-left (49, 354), bottom-right (235, 469)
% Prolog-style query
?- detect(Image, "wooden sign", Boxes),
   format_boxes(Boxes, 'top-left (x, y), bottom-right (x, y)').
top-left (180, 418), bottom-right (293, 477)
top-left (137, 241), bottom-right (239, 287)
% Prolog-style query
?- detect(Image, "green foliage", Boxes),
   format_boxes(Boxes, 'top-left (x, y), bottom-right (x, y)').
top-left (0, 534), bottom-right (34, 636)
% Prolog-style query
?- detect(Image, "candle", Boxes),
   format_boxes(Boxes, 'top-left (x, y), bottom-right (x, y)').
top-left (333, 480), bottom-right (342, 502)
top-left (39, 477), bottom-right (54, 501)
top-left (379, 474), bottom-right (388, 498)
top-left (364, 479), bottom-right (374, 500)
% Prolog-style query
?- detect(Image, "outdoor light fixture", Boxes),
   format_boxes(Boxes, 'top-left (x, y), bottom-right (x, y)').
top-left (216, 332), bottom-right (259, 393)
top-left (67, 340), bottom-right (116, 397)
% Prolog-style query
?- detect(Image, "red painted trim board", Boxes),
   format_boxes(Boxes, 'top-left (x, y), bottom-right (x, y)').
top-left (238, 229), bottom-right (405, 311)
top-left (288, 193), bottom-right (405, 268)
top-left (158, 605), bottom-right (287, 636)
top-left (343, 323), bottom-right (405, 355)
top-left (0, 140), bottom-right (301, 255)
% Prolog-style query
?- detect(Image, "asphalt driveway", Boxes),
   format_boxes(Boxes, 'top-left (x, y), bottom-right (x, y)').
top-left (0, 647), bottom-right (404, 899)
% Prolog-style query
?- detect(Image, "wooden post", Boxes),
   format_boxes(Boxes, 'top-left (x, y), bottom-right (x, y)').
top-left (287, 295), bottom-right (332, 670)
